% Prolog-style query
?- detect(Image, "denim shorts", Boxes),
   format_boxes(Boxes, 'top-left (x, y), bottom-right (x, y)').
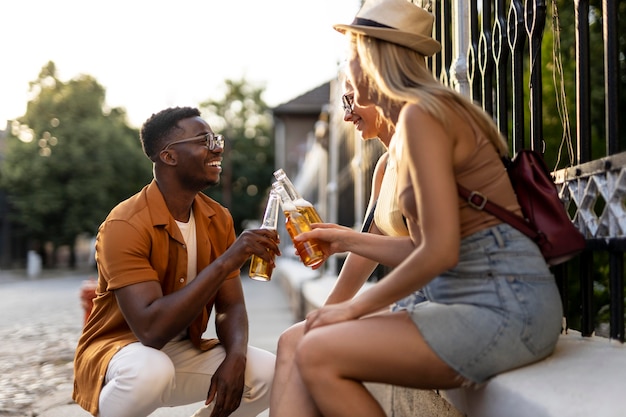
top-left (407, 223), bottom-right (563, 384)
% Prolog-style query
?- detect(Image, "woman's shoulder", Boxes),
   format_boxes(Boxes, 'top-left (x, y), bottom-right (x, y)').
top-left (399, 102), bottom-right (430, 120)
top-left (398, 103), bottom-right (448, 136)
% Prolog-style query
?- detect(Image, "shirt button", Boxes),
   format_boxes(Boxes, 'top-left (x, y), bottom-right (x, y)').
top-left (182, 244), bottom-right (187, 249)
top-left (179, 278), bottom-right (185, 283)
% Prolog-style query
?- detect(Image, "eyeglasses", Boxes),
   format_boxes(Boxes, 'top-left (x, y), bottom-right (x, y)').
top-left (341, 93), bottom-right (354, 113)
top-left (162, 132), bottom-right (225, 152)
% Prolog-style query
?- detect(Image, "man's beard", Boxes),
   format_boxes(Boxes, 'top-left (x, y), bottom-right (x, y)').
top-left (202, 177), bottom-right (220, 189)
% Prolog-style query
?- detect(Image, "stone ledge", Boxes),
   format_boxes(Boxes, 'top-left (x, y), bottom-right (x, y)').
top-left (366, 383), bottom-right (464, 417)
top-left (273, 258), bottom-right (321, 321)
top-left (443, 331), bottom-right (626, 417)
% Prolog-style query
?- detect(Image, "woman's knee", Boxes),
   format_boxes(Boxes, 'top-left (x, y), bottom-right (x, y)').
top-left (294, 329), bottom-right (330, 382)
top-left (276, 321), bottom-right (305, 358)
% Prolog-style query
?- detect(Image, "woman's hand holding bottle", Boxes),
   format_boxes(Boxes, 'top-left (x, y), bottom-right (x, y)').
top-left (293, 223), bottom-right (357, 259)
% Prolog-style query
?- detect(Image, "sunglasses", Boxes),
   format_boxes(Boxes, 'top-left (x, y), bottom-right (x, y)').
top-left (162, 132), bottom-right (225, 152)
top-left (341, 94), bottom-right (354, 113)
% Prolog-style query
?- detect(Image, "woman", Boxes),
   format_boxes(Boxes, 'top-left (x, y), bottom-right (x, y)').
top-left (269, 77), bottom-right (415, 417)
top-left (290, 1), bottom-right (563, 416)
top-left (323, 77), bottom-right (411, 298)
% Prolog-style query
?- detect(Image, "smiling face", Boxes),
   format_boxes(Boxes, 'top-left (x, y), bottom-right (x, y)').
top-left (343, 80), bottom-right (382, 141)
top-left (164, 116), bottom-right (224, 189)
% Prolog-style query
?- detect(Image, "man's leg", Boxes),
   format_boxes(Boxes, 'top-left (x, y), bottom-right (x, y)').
top-left (163, 342), bottom-right (275, 417)
top-left (99, 342), bottom-right (176, 417)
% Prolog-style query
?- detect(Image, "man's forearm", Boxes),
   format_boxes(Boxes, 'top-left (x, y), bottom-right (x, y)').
top-left (215, 307), bottom-right (249, 355)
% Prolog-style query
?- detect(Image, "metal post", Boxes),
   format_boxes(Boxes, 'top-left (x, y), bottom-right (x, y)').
top-left (450, 0), bottom-right (470, 96)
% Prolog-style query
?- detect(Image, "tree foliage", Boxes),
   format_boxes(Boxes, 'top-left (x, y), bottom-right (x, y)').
top-left (0, 61), bottom-right (152, 264)
top-left (539, 0), bottom-right (623, 170)
top-left (199, 78), bottom-right (275, 234)
top-left (542, 0), bottom-right (605, 169)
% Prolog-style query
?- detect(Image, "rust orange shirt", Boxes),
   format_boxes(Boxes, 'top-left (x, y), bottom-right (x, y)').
top-left (72, 180), bottom-right (239, 415)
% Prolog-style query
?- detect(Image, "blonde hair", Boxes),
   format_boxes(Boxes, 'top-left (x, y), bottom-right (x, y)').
top-left (351, 33), bottom-right (509, 157)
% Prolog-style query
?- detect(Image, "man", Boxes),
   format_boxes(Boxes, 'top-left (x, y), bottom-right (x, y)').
top-left (73, 106), bottom-right (279, 417)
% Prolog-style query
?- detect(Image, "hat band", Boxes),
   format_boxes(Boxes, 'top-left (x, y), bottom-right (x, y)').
top-left (352, 17), bottom-right (394, 30)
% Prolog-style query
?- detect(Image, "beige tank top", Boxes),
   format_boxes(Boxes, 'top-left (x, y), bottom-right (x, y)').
top-left (397, 102), bottom-right (521, 238)
top-left (374, 139), bottom-right (409, 237)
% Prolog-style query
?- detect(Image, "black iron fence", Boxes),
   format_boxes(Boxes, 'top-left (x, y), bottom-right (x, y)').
top-left (426, 0), bottom-right (624, 342)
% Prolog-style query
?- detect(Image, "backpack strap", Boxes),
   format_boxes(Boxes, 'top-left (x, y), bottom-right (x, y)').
top-left (360, 200), bottom-right (377, 233)
top-left (457, 184), bottom-right (543, 243)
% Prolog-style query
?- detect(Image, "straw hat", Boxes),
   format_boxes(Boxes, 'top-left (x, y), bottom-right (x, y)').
top-left (333, 0), bottom-right (441, 57)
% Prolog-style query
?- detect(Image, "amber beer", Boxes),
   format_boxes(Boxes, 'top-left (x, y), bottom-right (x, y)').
top-left (295, 204), bottom-right (323, 224)
top-left (249, 254), bottom-right (274, 281)
top-left (272, 182), bottom-right (325, 268)
top-left (249, 191), bottom-right (281, 281)
top-left (284, 210), bottom-right (325, 267)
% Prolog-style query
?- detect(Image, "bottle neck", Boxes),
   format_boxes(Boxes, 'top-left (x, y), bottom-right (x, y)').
top-left (281, 179), bottom-right (301, 201)
top-left (274, 170), bottom-right (302, 201)
top-left (272, 183), bottom-right (298, 212)
top-left (261, 194), bottom-right (280, 229)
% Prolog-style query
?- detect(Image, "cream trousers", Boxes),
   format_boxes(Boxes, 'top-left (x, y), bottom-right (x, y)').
top-left (98, 340), bottom-right (275, 417)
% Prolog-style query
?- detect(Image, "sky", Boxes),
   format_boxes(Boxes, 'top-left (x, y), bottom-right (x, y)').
top-left (0, 0), bottom-right (361, 128)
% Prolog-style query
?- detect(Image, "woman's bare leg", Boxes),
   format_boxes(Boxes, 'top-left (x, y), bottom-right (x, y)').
top-left (296, 311), bottom-right (461, 417)
top-left (269, 321), bottom-right (321, 417)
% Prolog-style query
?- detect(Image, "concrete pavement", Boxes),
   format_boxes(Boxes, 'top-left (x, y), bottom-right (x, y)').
top-left (0, 263), bottom-right (297, 417)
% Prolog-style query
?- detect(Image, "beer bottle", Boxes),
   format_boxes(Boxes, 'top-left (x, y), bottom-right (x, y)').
top-left (272, 182), bottom-right (325, 268)
top-left (249, 190), bottom-right (281, 281)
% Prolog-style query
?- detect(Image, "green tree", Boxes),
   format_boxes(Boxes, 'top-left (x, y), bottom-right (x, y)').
top-left (0, 61), bottom-right (152, 267)
top-left (199, 78), bottom-right (275, 234)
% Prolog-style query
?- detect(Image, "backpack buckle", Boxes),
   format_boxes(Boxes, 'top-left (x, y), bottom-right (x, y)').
top-left (467, 191), bottom-right (487, 210)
